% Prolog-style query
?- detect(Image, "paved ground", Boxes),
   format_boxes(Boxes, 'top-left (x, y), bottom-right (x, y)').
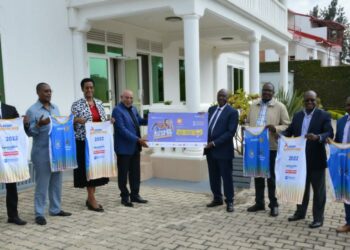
top-left (0, 179), bottom-right (349, 250)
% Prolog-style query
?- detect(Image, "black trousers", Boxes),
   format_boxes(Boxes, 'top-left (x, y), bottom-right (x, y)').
top-left (117, 153), bottom-right (141, 201)
top-left (254, 150), bottom-right (278, 208)
top-left (206, 154), bottom-right (234, 203)
top-left (295, 168), bottom-right (326, 222)
top-left (6, 183), bottom-right (18, 219)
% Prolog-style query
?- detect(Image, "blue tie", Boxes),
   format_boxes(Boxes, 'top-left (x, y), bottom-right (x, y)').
top-left (208, 108), bottom-right (221, 135)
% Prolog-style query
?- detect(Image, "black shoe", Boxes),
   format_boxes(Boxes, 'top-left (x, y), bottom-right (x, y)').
top-left (51, 210), bottom-right (72, 216)
top-left (131, 196), bottom-right (148, 203)
top-left (8, 217), bottom-right (27, 226)
top-left (247, 204), bottom-right (265, 212)
top-left (35, 216), bottom-right (47, 225)
top-left (86, 200), bottom-right (104, 212)
top-left (226, 202), bottom-right (234, 213)
top-left (309, 221), bottom-right (323, 229)
top-left (121, 200), bottom-right (134, 207)
top-left (270, 207), bottom-right (279, 217)
top-left (288, 214), bottom-right (305, 222)
top-left (206, 200), bottom-right (223, 207)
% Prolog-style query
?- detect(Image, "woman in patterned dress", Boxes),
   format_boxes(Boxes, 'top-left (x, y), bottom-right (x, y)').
top-left (71, 78), bottom-right (109, 212)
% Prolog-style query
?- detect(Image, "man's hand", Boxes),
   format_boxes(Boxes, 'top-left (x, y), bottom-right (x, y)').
top-left (74, 117), bottom-right (86, 125)
top-left (36, 115), bottom-right (50, 127)
top-left (326, 137), bottom-right (332, 144)
top-left (138, 138), bottom-right (148, 148)
top-left (110, 117), bottom-right (115, 124)
top-left (205, 141), bottom-right (215, 149)
top-left (265, 124), bottom-right (277, 133)
top-left (305, 133), bottom-right (320, 141)
top-left (22, 115), bottom-right (29, 127)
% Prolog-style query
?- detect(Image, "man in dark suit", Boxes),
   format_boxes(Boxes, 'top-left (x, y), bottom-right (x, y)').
top-left (204, 89), bottom-right (238, 212)
top-left (112, 90), bottom-right (148, 207)
top-left (1, 101), bottom-right (27, 225)
top-left (283, 90), bottom-right (333, 228)
top-left (334, 96), bottom-right (350, 233)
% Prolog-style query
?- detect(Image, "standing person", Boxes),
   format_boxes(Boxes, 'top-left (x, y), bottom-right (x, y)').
top-left (0, 96), bottom-right (27, 225)
top-left (204, 89), bottom-right (238, 213)
top-left (334, 96), bottom-right (350, 233)
top-left (71, 78), bottom-right (109, 212)
top-left (246, 83), bottom-right (290, 217)
top-left (283, 90), bottom-right (333, 228)
top-left (26, 83), bottom-right (71, 225)
top-left (112, 90), bottom-right (148, 207)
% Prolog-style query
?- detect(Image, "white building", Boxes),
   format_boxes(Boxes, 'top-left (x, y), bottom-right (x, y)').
top-left (263, 9), bottom-right (345, 66)
top-left (0, 0), bottom-right (291, 181)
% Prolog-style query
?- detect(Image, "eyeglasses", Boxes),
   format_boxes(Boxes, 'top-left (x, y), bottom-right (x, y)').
top-left (304, 99), bottom-right (316, 103)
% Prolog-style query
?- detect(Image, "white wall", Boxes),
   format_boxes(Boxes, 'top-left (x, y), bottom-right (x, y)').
top-left (260, 72), bottom-right (294, 94)
top-left (0, 0), bottom-right (75, 115)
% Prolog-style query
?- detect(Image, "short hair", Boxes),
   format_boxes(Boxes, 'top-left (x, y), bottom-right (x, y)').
top-left (36, 82), bottom-right (49, 93)
top-left (80, 78), bottom-right (95, 90)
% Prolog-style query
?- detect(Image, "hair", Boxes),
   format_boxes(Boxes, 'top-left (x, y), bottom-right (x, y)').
top-left (80, 78), bottom-right (95, 90)
top-left (262, 82), bottom-right (275, 92)
top-left (36, 82), bottom-right (49, 93)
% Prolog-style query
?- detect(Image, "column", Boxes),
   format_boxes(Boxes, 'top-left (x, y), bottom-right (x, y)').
top-left (313, 48), bottom-right (318, 60)
top-left (183, 14), bottom-right (201, 112)
top-left (248, 33), bottom-right (261, 94)
top-left (279, 47), bottom-right (289, 93)
top-left (279, 0), bottom-right (288, 6)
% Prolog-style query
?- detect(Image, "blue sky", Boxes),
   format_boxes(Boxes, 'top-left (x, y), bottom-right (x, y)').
top-left (288, 0), bottom-right (350, 21)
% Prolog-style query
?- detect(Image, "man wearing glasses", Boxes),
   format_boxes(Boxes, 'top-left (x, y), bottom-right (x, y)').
top-left (283, 90), bottom-right (333, 228)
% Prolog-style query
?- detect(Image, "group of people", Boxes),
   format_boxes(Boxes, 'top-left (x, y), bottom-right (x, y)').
top-left (3, 78), bottom-right (148, 226)
top-left (205, 84), bottom-right (349, 232)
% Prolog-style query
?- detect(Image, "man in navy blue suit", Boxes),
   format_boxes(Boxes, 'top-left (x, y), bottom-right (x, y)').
top-left (112, 90), bottom-right (148, 207)
top-left (283, 90), bottom-right (333, 228)
top-left (334, 96), bottom-right (350, 233)
top-left (204, 89), bottom-right (239, 212)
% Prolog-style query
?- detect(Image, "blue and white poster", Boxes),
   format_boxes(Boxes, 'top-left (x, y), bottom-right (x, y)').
top-left (147, 113), bottom-right (208, 147)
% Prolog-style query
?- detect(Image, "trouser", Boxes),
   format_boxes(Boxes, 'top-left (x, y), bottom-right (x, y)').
top-left (206, 154), bottom-right (234, 203)
top-left (345, 203), bottom-right (350, 225)
top-left (254, 150), bottom-right (278, 208)
top-left (295, 168), bottom-right (326, 222)
top-left (6, 183), bottom-right (18, 218)
top-left (34, 161), bottom-right (62, 217)
top-left (117, 153), bottom-right (141, 201)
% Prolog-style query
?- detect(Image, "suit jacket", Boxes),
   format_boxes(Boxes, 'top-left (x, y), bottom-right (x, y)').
top-left (334, 114), bottom-right (348, 143)
top-left (283, 108), bottom-right (333, 170)
top-left (205, 104), bottom-right (239, 160)
top-left (1, 103), bottom-right (19, 119)
top-left (112, 102), bottom-right (147, 155)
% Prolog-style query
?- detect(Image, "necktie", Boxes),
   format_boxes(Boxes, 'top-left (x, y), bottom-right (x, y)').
top-left (208, 108), bottom-right (221, 135)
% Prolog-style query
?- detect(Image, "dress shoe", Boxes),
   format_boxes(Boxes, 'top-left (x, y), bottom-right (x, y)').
top-left (270, 207), bottom-right (279, 217)
top-left (131, 196), bottom-right (148, 203)
top-left (336, 224), bottom-right (350, 233)
top-left (206, 200), bottom-right (223, 207)
top-left (247, 204), bottom-right (265, 212)
top-left (86, 200), bottom-right (104, 212)
top-left (35, 216), bottom-right (47, 225)
top-left (7, 217), bottom-right (27, 226)
top-left (121, 200), bottom-right (134, 207)
top-left (226, 202), bottom-right (234, 213)
top-left (51, 210), bottom-right (72, 216)
top-left (288, 214), bottom-right (305, 222)
top-left (309, 221), bottom-right (323, 229)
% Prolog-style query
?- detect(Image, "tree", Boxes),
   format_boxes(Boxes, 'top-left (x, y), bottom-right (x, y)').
top-left (310, 0), bottom-right (350, 63)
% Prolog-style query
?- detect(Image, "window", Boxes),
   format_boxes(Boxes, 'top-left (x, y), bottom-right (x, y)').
top-left (179, 59), bottom-right (186, 102)
top-left (227, 66), bottom-right (244, 93)
top-left (151, 56), bottom-right (164, 103)
top-left (89, 58), bottom-right (109, 102)
top-left (87, 43), bottom-right (105, 54)
top-left (289, 56), bottom-right (295, 61)
top-left (0, 40), bottom-right (4, 102)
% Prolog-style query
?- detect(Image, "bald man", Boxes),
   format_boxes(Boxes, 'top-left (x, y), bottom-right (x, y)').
top-left (112, 90), bottom-right (148, 207)
top-left (283, 90), bottom-right (333, 228)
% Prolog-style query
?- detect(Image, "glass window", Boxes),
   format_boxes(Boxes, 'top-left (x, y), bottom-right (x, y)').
top-left (107, 46), bottom-right (123, 57)
top-left (0, 41), bottom-right (5, 102)
top-left (227, 66), bottom-right (244, 93)
top-left (87, 43), bottom-right (105, 54)
top-left (89, 58), bottom-right (109, 102)
top-left (179, 60), bottom-right (186, 102)
top-left (152, 56), bottom-right (164, 103)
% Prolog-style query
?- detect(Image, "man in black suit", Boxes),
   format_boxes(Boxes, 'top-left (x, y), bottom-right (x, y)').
top-left (204, 89), bottom-right (239, 213)
top-left (1, 100), bottom-right (27, 225)
top-left (283, 90), bottom-right (333, 228)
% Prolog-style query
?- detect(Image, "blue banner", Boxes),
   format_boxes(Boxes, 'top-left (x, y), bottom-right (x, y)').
top-left (147, 112), bottom-right (208, 147)
top-left (243, 127), bottom-right (270, 178)
top-left (328, 141), bottom-right (350, 203)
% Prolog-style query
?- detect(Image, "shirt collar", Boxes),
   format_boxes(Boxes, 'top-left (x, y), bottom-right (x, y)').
top-left (36, 100), bottom-right (55, 110)
top-left (258, 98), bottom-right (274, 106)
top-left (303, 108), bottom-right (315, 117)
top-left (217, 103), bottom-right (227, 111)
